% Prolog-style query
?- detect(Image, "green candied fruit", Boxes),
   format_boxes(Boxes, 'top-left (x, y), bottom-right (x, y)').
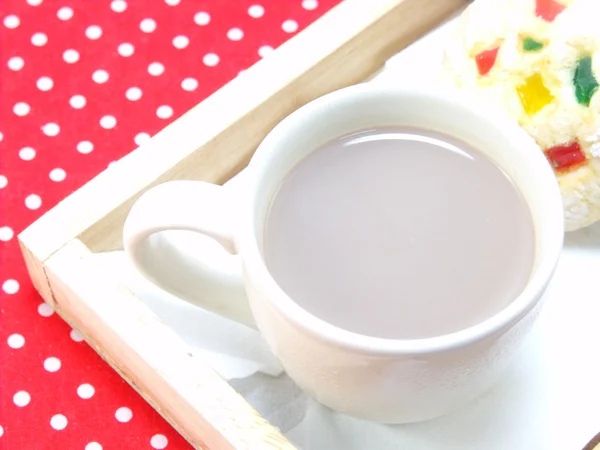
top-left (574, 56), bottom-right (599, 106)
top-left (523, 37), bottom-right (544, 52)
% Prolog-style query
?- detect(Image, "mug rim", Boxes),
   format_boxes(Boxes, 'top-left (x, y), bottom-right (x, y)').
top-left (239, 83), bottom-right (564, 355)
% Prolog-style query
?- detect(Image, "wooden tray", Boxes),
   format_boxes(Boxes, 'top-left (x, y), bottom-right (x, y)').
top-left (17, 0), bottom-right (467, 448)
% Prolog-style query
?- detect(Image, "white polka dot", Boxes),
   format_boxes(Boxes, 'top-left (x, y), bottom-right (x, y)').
top-left (57, 6), bottom-right (73, 20)
top-left (227, 28), bottom-right (243, 41)
top-left (0, 425), bottom-right (3, 437)
top-left (49, 168), bottom-right (66, 182)
top-left (181, 78), bottom-right (198, 91)
top-left (13, 102), bottom-right (30, 116)
top-left (111, 0), bottom-right (127, 13)
top-left (25, 194), bottom-right (42, 210)
top-left (77, 141), bottom-right (94, 154)
top-left (42, 123), bottom-right (60, 136)
top-left (0, 176), bottom-right (7, 189)
top-left (140, 18), bottom-right (156, 33)
top-left (118, 43), bottom-right (134, 57)
top-left (194, 11), bottom-right (210, 25)
top-left (8, 56), bottom-right (24, 71)
top-left (7, 333), bottom-right (24, 348)
top-left (38, 302), bottom-right (54, 317)
top-left (50, 414), bottom-right (68, 430)
top-left (148, 62), bottom-right (164, 76)
top-left (44, 357), bottom-right (61, 372)
top-left (92, 69), bottom-right (109, 84)
top-left (31, 32), bottom-right (48, 46)
top-left (4, 15), bottom-right (20, 29)
top-left (37, 76), bottom-right (53, 91)
top-left (70, 95), bottom-right (86, 109)
top-left (302, 0), bottom-right (318, 10)
top-left (282, 20), bottom-right (298, 33)
top-left (248, 5), bottom-right (264, 18)
top-left (134, 132), bottom-right (150, 146)
top-left (70, 329), bottom-right (84, 342)
top-left (13, 391), bottom-right (30, 407)
top-left (77, 383), bottom-right (95, 399)
top-left (203, 53), bottom-right (219, 67)
top-left (115, 407), bottom-right (133, 423)
top-left (172, 35), bottom-right (189, 49)
top-left (156, 105), bottom-right (173, 119)
top-left (258, 45), bottom-right (273, 58)
top-left (100, 115), bottom-right (117, 129)
top-left (0, 226), bottom-right (14, 242)
top-left (63, 49), bottom-right (79, 63)
top-left (125, 87), bottom-right (142, 101)
top-left (165, 0), bottom-right (180, 5)
top-left (27, 0), bottom-right (43, 5)
top-left (0, 131), bottom-right (3, 142)
top-left (3, 279), bottom-right (19, 294)
top-left (85, 25), bottom-right (102, 40)
top-left (150, 434), bottom-right (168, 449)
top-left (85, 443), bottom-right (102, 450)
top-left (19, 147), bottom-right (36, 161)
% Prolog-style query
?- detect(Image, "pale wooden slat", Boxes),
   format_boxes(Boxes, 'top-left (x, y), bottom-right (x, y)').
top-left (583, 433), bottom-right (600, 450)
top-left (44, 239), bottom-right (295, 450)
top-left (19, 0), bottom-right (467, 261)
top-left (19, 239), bottom-right (56, 308)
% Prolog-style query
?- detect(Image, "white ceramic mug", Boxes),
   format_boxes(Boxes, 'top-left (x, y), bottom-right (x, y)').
top-left (122, 84), bottom-right (564, 423)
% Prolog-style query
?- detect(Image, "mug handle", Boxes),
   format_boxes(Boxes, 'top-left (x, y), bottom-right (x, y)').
top-left (122, 179), bottom-right (257, 329)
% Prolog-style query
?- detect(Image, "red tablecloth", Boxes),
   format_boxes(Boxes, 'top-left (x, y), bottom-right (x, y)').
top-left (0, 1), bottom-right (337, 448)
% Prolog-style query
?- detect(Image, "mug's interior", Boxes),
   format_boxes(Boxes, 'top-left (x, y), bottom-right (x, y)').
top-left (247, 84), bottom-right (563, 314)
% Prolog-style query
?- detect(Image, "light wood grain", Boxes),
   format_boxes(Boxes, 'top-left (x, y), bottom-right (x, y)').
top-left (19, 0), bottom-right (466, 261)
top-left (19, 239), bottom-right (56, 308)
top-left (17, 0), bottom-right (466, 448)
top-left (44, 239), bottom-right (294, 450)
top-left (583, 432), bottom-right (600, 450)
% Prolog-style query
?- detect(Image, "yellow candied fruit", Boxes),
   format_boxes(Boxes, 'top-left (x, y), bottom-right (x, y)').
top-left (517, 73), bottom-right (554, 116)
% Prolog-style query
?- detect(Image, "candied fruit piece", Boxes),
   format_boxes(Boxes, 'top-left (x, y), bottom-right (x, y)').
top-left (517, 73), bottom-right (554, 116)
top-left (523, 37), bottom-right (544, 52)
top-left (546, 140), bottom-right (586, 171)
top-left (535, 0), bottom-right (566, 22)
top-left (573, 56), bottom-right (599, 106)
top-left (475, 47), bottom-right (499, 76)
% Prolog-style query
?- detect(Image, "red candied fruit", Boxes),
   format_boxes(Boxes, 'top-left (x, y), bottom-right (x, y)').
top-left (475, 47), bottom-right (499, 76)
top-left (545, 140), bottom-right (587, 171)
top-left (535, 0), bottom-right (566, 22)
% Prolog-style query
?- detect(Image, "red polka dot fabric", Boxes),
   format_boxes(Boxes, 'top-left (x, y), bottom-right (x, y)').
top-left (0, 0), bottom-right (338, 447)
